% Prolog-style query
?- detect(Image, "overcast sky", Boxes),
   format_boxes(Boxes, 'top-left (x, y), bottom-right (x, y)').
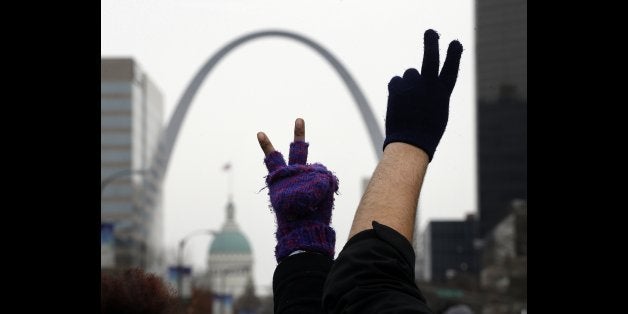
top-left (102, 0), bottom-right (476, 294)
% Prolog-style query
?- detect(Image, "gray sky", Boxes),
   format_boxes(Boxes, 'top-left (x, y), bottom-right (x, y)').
top-left (101, 0), bottom-right (476, 294)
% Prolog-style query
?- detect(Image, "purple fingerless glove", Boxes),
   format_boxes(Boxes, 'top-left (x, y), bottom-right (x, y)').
top-left (264, 141), bottom-right (339, 262)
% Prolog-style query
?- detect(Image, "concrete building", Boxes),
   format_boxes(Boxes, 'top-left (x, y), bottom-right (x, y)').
top-left (101, 58), bottom-right (165, 272)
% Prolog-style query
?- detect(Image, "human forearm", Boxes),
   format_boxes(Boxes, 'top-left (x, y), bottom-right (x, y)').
top-left (349, 142), bottom-right (429, 242)
top-left (348, 30), bottom-right (462, 242)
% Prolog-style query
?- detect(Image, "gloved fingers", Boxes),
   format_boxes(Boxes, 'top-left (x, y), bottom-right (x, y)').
top-left (264, 151), bottom-right (287, 173)
top-left (289, 118), bottom-right (308, 165)
top-left (421, 29), bottom-right (440, 80)
top-left (388, 76), bottom-right (405, 94)
top-left (289, 142), bottom-right (308, 165)
top-left (402, 68), bottom-right (421, 83)
top-left (439, 40), bottom-right (463, 94)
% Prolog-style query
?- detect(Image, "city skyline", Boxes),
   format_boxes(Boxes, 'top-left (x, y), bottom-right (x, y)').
top-left (101, 0), bottom-right (477, 292)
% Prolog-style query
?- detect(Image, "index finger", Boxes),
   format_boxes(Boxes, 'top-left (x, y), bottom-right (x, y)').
top-left (257, 132), bottom-right (276, 157)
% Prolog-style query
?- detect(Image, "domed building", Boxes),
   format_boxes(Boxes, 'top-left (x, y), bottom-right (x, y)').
top-left (206, 197), bottom-right (254, 314)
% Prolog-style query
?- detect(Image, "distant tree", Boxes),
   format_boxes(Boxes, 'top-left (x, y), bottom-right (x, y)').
top-left (187, 287), bottom-right (214, 314)
top-left (101, 268), bottom-right (182, 314)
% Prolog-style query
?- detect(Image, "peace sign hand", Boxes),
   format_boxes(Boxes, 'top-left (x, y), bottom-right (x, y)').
top-left (257, 118), bottom-right (338, 262)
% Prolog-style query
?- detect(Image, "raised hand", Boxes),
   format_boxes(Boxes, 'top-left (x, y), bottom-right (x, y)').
top-left (383, 29), bottom-right (463, 161)
top-left (257, 118), bottom-right (339, 262)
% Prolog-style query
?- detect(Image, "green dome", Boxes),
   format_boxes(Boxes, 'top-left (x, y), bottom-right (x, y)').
top-left (209, 230), bottom-right (252, 254)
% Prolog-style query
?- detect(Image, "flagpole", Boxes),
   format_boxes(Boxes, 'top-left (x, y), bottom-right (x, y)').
top-left (224, 162), bottom-right (233, 199)
top-left (228, 166), bottom-right (233, 199)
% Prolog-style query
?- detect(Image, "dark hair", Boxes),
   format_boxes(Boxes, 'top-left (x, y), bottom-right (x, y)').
top-left (101, 268), bottom-right (182, 314)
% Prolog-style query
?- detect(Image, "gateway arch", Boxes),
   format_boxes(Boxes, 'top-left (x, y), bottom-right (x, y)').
top-left (156, 30), bottom-right (383, 178)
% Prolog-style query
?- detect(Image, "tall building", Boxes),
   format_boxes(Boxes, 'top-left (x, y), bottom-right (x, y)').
top-left (476, 0), bottom-right (527, 237)
top-left (419, 215), bottom-right (479, 284)
top-left (476, 0), bottom-right (527, 103)
top-left (206, 198), bottom-right (254, 314)
top-left (101, 58), bottom-right (165, 272)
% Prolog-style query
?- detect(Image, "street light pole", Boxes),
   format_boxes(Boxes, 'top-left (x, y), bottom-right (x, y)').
top-left (101, 168), bottom-right (148, 199)
top-left (216, 266), bottom-right (248, 314)
top-left (101, 168), bottom-right (148, 269)
top-left (177, 229), bottom-right (217, 300)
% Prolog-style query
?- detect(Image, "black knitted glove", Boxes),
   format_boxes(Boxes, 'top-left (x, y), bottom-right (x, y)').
top-left (383, 29), bottom-right (463, 161)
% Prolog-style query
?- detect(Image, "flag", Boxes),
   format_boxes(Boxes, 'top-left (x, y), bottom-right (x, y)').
top-left (101, 223), bottom-right (115, 268)
top-left (223, 163), bottom-right (231, 171)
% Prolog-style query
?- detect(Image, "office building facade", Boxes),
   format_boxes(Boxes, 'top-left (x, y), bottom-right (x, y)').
top-left (101, 58), bottom-right (165, 272)
top-left (419, 216), bottom-right (480, 284)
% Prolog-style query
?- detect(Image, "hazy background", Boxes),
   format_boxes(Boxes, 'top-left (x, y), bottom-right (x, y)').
top-left (101, 0), bottom-right (476, 293)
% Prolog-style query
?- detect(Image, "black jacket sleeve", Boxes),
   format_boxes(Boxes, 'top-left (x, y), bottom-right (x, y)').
top-left (273, 252), bottom-right (334, 314)
top-left (322, 221), bottom-right (433, 314)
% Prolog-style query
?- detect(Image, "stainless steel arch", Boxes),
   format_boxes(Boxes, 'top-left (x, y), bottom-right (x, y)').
top-left (156, 30), bottom-right (383, 178)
